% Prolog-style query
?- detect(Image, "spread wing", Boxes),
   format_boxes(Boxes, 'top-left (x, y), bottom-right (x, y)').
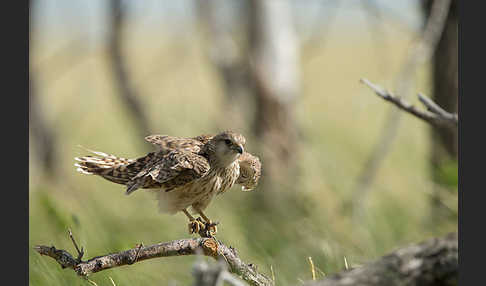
top-left (236, 152), bottom-right (262, 191)
top-left (144, 135), bottom-right (208, 154)
top-left (126, 150), bottom-right (210, 195)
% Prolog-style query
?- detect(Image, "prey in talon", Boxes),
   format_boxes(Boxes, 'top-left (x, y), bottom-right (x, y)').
top-left (75, 131), bottom-right (261, 237)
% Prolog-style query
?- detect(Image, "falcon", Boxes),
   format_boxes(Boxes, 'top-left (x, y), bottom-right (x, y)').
top-left (74, 131), bottom-right (261, 237)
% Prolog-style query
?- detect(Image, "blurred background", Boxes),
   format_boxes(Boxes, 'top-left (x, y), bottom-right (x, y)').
top-left (29, 0), bottom-right (457, 285)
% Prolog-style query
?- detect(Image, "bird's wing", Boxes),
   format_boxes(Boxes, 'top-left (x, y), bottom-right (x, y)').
top-left (236, 152), bottom-right (262, 191)
top-left (126, 150), bottom-right (210, 194)
top-left (145, 135), bottom-right (210, 153)
top-left (191, 134), bottom-right (214, 144)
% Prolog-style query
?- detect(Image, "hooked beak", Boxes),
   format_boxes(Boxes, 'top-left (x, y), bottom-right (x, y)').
top-left (235, 144), bottom-right (244, 154)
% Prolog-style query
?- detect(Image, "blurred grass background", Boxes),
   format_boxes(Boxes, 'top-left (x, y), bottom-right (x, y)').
top-left (29, 2), bottom-right (457, 285)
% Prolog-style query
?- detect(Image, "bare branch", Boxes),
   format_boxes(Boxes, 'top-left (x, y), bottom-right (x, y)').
top-left (34, 237), bottom-right (273, 286)
top-left (304, 232), bottom-right (457, 286)
top-left (417, 93), bottom-right (457, 121)
top-left (68, 228), bottom-right (84, 262)
top-left (360, 78), bottom-right (457, 130)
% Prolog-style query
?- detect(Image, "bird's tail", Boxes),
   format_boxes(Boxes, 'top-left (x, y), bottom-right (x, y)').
top-left (74, 146), bottom-right (139, 185)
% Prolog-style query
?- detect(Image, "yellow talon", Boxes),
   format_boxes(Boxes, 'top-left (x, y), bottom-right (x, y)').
top-left (188, 219), bottom-right (205, 235)
top-left (206, 221), bottom-right (218, 236)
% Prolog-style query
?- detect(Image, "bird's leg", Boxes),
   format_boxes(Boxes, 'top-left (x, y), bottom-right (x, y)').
top-left (182, 209), bottom-right (205, 235)
top-left (194, 208), bottom-right (219, 237)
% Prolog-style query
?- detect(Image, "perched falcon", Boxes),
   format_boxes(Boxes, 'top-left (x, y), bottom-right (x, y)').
top-left (74, 131), bottom-right (261, 237)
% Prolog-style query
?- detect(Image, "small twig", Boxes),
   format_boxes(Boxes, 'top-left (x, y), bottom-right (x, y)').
top-left (417, 93), bottom-right (457, 121)
top-left (360, 78), bottom-right (457, 129)
top-left (68, 228), bottom-right (84, 262)
top-left (343, 256), bottom-right (349, 271)
top-left (109, 277), bottom-right (117, 286)
top-left (128, 243), bottom-right (144, 265)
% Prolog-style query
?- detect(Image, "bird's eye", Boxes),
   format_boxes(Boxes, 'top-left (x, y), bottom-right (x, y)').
top-left (224, 139), bottom-right (232, 145)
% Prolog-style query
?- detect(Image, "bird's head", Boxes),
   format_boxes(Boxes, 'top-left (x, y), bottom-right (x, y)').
top-left (208, 131), bottom-right (246, 167)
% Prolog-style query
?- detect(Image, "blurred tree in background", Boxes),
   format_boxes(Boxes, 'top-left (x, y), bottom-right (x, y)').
top-left (108, 0), bottom-right (152, 143)
top-left (29, 0), bottom-right (57, 176)
top-left (422, 0), bottom-right (458, 223)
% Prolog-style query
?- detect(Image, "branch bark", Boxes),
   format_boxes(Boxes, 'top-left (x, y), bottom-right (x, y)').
top-left (34, 236), bottom-right (273, 286)
top-left (304, 232), bottom-right (457, 286)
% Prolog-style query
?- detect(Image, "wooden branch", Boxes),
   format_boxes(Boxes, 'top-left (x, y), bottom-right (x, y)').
top-left (361, 78), bottom-right (458, 130)
top-left (34, 235), bottom-right (273, 286)
top-left (417, 93), bottom-right (458, 123)
top-left (304, 232), bottom-right (458, 286)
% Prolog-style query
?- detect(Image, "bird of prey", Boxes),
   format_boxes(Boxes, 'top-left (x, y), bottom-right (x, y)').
top-left (74, 131), bottom-right (261, 237)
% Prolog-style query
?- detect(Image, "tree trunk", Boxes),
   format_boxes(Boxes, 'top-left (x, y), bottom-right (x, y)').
top-left (248, 0), bottom-right (300, 197)
top-left (423, 0), bottom-right (458, 221)
top-left (108, 0), bottom-right (151, 140)
top-left (29, 0), bottom-right (57, 175)
top-left (196, 0), bottom-right (253, 130)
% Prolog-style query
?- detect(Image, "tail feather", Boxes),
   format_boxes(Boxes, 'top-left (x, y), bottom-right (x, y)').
top-left (75, 146), bottom-right (160, 192)
top-left (75, 147), bottom-right (138, 185)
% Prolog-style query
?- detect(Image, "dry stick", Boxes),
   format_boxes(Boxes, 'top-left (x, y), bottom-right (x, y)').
top-left (360, 79), bottom-right (457, 130)
top-left (417, 93), bottom-right (458, 121)
top-left (352, 0), bottom-right (452, 218)
top-left (68, 228), bottom-right (84, 262)
top-left (34, 236), bottom-right (273, 286)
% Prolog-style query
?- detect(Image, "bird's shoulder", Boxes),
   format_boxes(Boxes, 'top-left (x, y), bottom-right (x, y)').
top-left (144, 134), bottom-right (210, 154)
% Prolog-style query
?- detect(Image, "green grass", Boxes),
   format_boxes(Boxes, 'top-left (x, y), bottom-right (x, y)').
top-left (29, 27), bottom-right (457, 286)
